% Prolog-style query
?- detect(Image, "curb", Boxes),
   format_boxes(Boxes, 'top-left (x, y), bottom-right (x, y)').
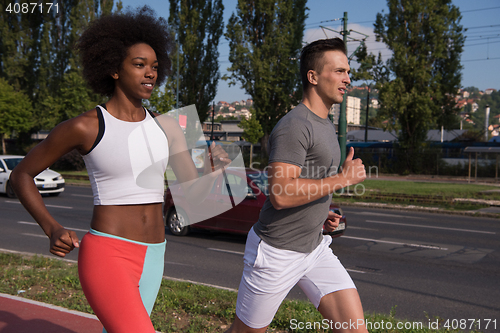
top-left (0, 292), bottom-right (99, 320)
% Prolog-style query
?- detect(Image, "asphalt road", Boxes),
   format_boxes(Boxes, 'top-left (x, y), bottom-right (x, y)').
top-left (1, 185), bottom-right (499, 331)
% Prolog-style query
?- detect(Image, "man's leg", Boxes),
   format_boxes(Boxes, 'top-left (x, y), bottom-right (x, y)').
top-left (318, 289), bottom-right (368, 333)
top-left (224, 315), bottom-right (268, 333)
top-left (225, 228), bottom-right (310, 333)
top-left (297, 235), bottom-right (367, 333)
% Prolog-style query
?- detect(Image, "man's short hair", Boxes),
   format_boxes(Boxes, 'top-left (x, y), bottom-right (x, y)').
top-left (300, 38), bottom-right (347, 91)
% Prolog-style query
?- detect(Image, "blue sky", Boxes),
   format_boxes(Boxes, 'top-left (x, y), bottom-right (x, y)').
top-left (119, 0), bottom-right (500, 103)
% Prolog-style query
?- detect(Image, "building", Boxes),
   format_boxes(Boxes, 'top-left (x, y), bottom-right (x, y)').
top-left (329, 96), bottom-right (361, 125)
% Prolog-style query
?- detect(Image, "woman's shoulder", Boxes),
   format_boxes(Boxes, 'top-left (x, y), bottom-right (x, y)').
top-left (63, 107), bottom-right (100, 131)
top-left (48, 108), bottom-right (100, 149)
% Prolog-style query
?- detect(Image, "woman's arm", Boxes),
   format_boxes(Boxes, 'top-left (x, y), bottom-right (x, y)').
top-left (10, 111), bottom-right (98, 257)
top-left (157, 114), bottom-right (230, 202)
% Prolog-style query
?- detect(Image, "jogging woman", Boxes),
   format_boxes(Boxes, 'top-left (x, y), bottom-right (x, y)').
top-left (10, 7), bottom-right (228, 333)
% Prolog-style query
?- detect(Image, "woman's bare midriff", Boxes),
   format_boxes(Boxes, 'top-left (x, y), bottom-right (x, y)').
top-left (90, 203), bottom-right (165, 243)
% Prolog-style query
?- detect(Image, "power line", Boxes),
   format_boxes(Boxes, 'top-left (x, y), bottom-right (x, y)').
top-left (464, 40), bottom-right (500, 47)
top-left (467, 24), bottom-right (500, 30)
top-left (461, 6), bottom-right (500, 13)
top-left (462, 57), bottom-right (500, 62)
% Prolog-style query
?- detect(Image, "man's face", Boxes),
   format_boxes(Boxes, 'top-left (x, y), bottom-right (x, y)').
top-left (313, 50), bottom-right (351, 105)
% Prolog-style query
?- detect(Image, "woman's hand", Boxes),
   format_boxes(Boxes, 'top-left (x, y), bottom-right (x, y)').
top-left (204, 141), bottom-right (231, 174)
top-left (49, 227), bottom-right (80, 257)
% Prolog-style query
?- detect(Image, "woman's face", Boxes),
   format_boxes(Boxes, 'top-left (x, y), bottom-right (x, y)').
top-left (113, 43), bottom-right (158, 101)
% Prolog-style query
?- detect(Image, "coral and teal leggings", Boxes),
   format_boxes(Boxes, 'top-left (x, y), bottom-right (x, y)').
top-left (78, 229), bottom-right (166, 333)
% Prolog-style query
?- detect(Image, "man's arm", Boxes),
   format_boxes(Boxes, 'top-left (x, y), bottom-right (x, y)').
top-left (268, 147), bottom-right (366, 210)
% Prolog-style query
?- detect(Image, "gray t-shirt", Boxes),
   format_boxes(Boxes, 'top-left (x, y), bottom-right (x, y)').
top-left (253, 103), bottom-right (341, 253)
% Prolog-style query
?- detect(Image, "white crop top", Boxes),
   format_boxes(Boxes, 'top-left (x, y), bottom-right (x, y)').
top-left (82, 105), bottom-right (169, 205)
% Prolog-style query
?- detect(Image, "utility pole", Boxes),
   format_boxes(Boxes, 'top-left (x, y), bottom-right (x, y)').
top-left (485, 104), bottom-right (490, 141)
top-left (338, 12), bottom-right (349, 164)
top-left (320, 12), bottom-right (367, 162)
top-left (211, 101), bottom-right (215, 140)
top-left (364, 84), bottom-right (370, 142)
top-left (176, 30), bottom-right (180, 109)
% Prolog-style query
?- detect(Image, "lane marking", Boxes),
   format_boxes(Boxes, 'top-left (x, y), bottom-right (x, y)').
top-left (46, 204), bottom-right (73, 209)
top-left (345, 268), bottom-right (368, 274)
top-left (347, 211), bottom-right (422, 219)
top-left (206, 248), bottom-right (377, 274)
top-left (207, 248), bottom-right (245, 255)
top-left (365, 220), bottom-right (496, 235)
top-left (18, 221), bottom-right (88, 233)
top-left (71, 194), bottom-right (93, 198)
top-left (342, 235), bottom-right (448, 250)
top-left (5, 200), bottom-right (72, 209)
top-left (165, 261), bottom-right (195, 267)
top-left (347, 226), bottom-right (378, 231)
top-left (22, 233), bottom-right (47, 238)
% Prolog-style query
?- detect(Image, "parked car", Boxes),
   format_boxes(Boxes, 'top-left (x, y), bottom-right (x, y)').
top-left (0, 155), bottom-right (65, 198)
top-left (163, 169), bottom-right (346, 238)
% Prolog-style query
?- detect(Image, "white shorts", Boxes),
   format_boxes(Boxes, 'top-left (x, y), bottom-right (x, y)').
top-left (236, 227), bottom-right (356, 329)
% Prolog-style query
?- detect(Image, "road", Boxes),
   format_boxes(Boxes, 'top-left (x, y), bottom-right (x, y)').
top-left (1, 185), bottom-right (499, 330)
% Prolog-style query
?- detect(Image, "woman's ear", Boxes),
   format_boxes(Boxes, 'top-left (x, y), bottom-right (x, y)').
top-left (112, 72), bottom-right (119, 80)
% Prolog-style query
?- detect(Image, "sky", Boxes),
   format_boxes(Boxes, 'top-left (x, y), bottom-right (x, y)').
top-left (118, 0), bottom-right (500, 103)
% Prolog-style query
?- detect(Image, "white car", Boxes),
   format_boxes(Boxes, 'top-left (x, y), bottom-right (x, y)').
top-left (0, 155), bottom-right (65, 198)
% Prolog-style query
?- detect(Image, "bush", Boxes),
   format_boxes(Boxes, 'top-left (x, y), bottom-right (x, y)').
top-left (51, 149), bottom-right (86, 171)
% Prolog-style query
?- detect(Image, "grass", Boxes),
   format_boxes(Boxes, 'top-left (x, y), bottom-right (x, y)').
top-left (333, 178), bottom-right (500, 213)
top-left (0, 252), bottom-right (483, 333)
top-left (358, 179), bottom-right (500, 199)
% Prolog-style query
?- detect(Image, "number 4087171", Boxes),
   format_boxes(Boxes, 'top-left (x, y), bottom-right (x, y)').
top-left (5, 2), bottom-right (59, 14)
top-left (443, 319), bottom-right (496, 331)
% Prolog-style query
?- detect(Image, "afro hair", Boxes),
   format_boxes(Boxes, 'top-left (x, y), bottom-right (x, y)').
top-left (76, 6), bottom-right (173, 96)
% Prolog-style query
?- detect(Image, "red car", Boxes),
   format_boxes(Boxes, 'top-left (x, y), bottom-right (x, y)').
top-left (163, 169), bottom-right (346, 237)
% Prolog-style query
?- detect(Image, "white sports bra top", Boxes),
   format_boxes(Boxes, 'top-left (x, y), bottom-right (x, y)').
top-left (82, 105), bottom-right (169, 205)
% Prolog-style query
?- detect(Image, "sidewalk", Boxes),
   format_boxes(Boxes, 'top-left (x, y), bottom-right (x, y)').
top-left (0, 293), bottom-right (102, 332)
top-left (0, 292), bottom-right (164, 332)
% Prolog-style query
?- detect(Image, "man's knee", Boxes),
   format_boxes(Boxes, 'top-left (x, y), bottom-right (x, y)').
top-left (225, 314), bottom-right (269, 333)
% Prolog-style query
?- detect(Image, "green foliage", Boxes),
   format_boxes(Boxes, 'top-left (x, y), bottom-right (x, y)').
top-left (144, 85), bottom-right (176, 113)
top-left (373, 0), bottom-right (465, 171)
top-left (237, 110), bottom-right (264, 144)
top-left (0, 0), bottom-right (117, 139)
top-left (168, 0), bottom-right (224, 122)
top-left (224, 0), bottom-right (307, 155)
top-left (0, 78), bottom-right (33, 153)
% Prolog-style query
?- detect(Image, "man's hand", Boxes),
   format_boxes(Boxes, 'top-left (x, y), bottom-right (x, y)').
top-left (341, 147), bottom-right (366, 186)
top-left (323, 210), bottom-right (342, 233)
top-left (49, 227), bottom-right (80, 257)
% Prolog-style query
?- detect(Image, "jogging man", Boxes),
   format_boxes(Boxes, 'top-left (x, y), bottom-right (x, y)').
top-left (225, 38), bottom-right (368, 333)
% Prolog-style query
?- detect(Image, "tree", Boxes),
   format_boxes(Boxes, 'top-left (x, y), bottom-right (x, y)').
top-left (224, 0), bottom-right (307, 155)
top-left (0, 78), bottom-right (33, 153)
top-left (144, 85), bottom-right (176, 114)
top-left (1, 0), bottom-right (117, 134)
top-left (374, 0), bottom-right (465, 171)
top-left (238, 109), bottom-right (264, 166)
top-left (351, 42), bottom-right (389, 140)
top-left (168, 0), bottom-right (224, 123)
top-left (238, 109), bottom-right (264, 144)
